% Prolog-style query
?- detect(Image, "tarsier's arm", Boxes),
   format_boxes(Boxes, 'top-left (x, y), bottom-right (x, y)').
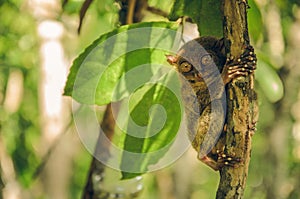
top-left (167, 37), bottom-right (257, 171)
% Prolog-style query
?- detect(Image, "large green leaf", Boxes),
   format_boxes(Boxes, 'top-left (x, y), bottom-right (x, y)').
top-left (64, 21), bottom-right (185, 179)
top-left (117, 69), bottom-right (182, 179)
top-left (169, 0), bottom-right (223, 37)
top-left (64, 21), bottom-right (179, 105)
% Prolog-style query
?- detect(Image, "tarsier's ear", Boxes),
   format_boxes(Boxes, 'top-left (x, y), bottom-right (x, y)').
top-left (165, 54), bottom-right (178, 65)
top-left (217, 38), bottom-right (226, 56)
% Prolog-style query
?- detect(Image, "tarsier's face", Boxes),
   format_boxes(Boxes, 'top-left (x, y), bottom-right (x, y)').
top-left (167, 37), bottom-right (226, 90)
top-left (176, 50), bottom-right (225, 94)
top-left (176, 51), bottom-right (219, 84)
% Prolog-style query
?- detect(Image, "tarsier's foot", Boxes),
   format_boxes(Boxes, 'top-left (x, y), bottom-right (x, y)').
top-left (199, 151), bottom-right (241, 171)
top-left (249, 121), bottom-right (257, 136)
top-left (216, 150), bottom-right (241, 168)
top-left (222, 45), bottom-right (257, 84)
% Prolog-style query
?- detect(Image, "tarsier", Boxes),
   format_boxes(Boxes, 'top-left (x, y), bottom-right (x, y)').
top-left (167, 36), bottom-right (257, 170)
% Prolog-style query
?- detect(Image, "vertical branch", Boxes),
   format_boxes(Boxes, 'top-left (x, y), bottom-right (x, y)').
top-left (82, 103), bottom-right (116, 199)
top-left (216, 0), bottom-right (257, 198)
top-left (34, 0), bottom-right (71, 197)
top-left (126, 0), bottom-right (136, 24)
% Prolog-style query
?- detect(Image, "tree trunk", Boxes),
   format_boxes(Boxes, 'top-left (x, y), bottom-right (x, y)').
top-left (216, 0), bottom-right (258, 198)
top-left (33, 0), bottom-right (72, 198)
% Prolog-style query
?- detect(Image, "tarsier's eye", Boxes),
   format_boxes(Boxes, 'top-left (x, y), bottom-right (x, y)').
top-left (180, 61), bottom-right (193, 73)
top-left (201, 54), bottom-right (213, 65)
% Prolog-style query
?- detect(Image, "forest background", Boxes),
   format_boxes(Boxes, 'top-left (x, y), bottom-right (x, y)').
top-left (1, 0), bottom-right (300, 198)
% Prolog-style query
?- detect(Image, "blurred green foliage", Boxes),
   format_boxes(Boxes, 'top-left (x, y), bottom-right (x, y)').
top-left (169, 0), bottom-right (223, 37)
top-left (0, 0), bottom-right (40, 187)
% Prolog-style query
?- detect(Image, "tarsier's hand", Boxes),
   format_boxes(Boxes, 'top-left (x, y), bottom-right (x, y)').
top-left (222, 45), bottom-right (257, 84)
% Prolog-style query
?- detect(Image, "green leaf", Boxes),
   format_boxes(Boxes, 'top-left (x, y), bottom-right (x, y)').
top-left (248, 0), bottom-right (263, 42)
top-left (64, 21), bottom-right (179, 105)
top-left (168, 0), bottom-right (186, 21)
top-left (118, 70), bottom-right (182, 179)
top-left (64, 21), bottom-right (184, 179)
top-left (169, 0), bottom-right (223, 37)
top-left (256, 59), bottom-right (284, 103)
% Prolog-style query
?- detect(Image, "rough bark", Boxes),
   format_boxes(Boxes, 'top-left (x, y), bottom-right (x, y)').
top-left (216, 0), bottom-right (258, 198)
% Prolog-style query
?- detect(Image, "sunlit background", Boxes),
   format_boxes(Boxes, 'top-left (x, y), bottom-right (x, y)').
top-left (0, 0), bottom-right (300, 198)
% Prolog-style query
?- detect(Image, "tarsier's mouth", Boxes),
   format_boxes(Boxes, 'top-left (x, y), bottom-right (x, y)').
top-left (195, 70), bottom-right (220, 82)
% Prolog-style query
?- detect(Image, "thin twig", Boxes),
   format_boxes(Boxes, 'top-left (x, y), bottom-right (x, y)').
top-left (126, 0), bottom-right (136, 24)
top-left (78, 0), bottom-right (94, 34)
top-left (146, 6), bottom-right (168, 18)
